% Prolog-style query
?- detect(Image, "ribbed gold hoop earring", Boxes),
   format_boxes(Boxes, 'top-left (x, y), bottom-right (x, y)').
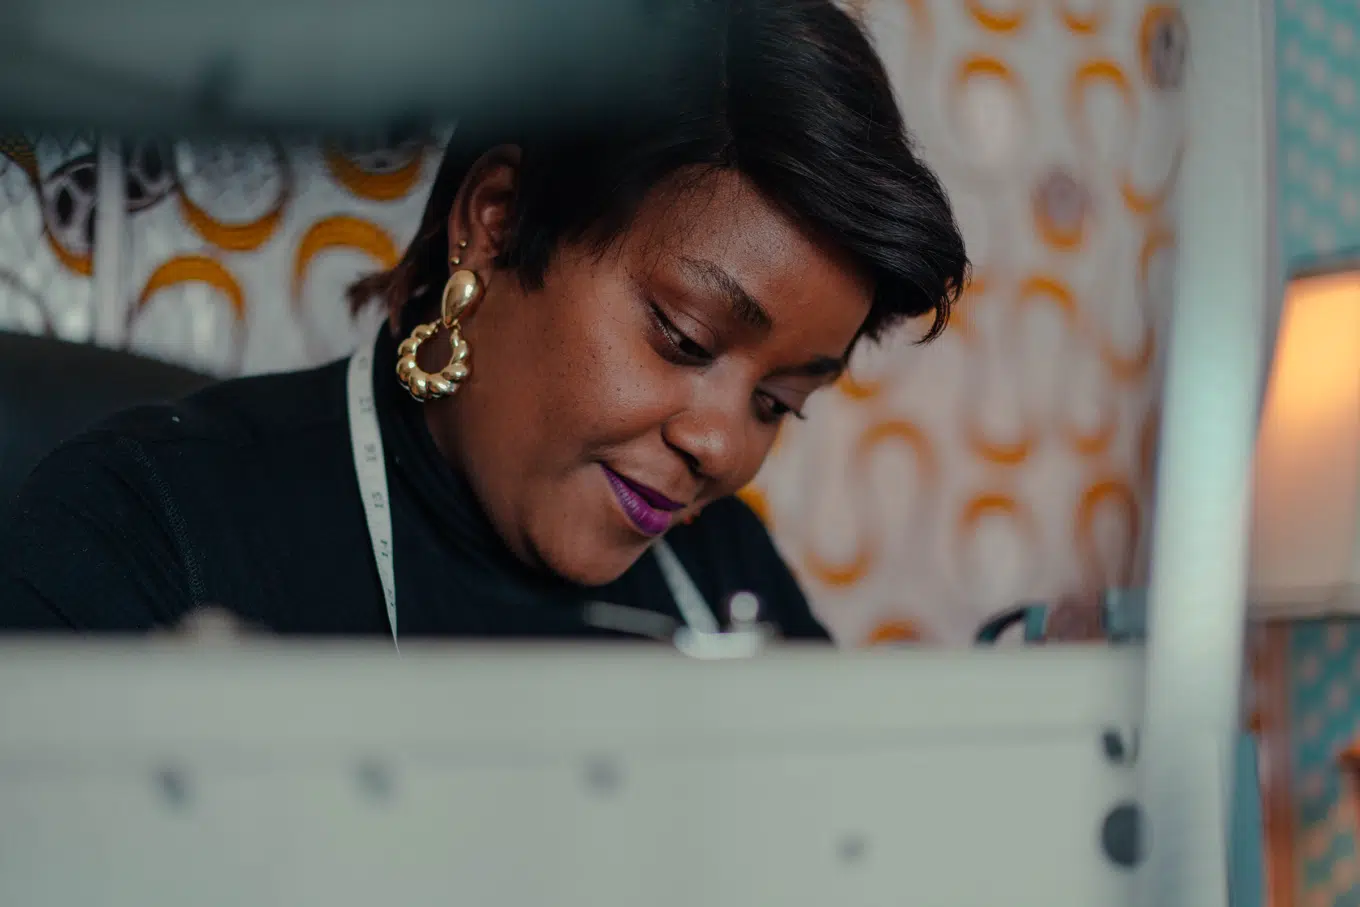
top-left (395, 239), bottom-right (484, 401)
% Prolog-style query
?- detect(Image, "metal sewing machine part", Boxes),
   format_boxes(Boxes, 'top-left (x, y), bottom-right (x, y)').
top-left (727, 591), bottom-right (761, 631)
top-left (1101, 588), bottom-right (1147, 643)
top-left (157, 605), bottom-right (257, 644)
top-left (974, 588), bottom-right (1149, 645)
top-left (673, 590), bottom-right (772, 660)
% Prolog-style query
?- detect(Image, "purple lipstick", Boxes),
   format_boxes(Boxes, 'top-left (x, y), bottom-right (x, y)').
top-left (602, 466), bottom-right (683, 537)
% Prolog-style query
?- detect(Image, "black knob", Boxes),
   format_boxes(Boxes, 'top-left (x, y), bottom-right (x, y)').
top-left (1101, 802), bottom-right (1144, 868)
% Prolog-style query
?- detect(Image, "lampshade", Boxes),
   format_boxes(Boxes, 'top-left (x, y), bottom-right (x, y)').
top-left (1249, 266), bottom-right (1360, 615)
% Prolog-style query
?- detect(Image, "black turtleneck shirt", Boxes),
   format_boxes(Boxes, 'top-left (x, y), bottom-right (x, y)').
top-left (0, 331), bottom-right (829, 641)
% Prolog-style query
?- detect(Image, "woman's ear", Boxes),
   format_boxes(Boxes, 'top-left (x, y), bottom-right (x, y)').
top-left (447, 145), bottom-right (522, 267)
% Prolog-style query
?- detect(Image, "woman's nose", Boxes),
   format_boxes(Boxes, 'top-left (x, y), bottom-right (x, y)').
top-left (660, 396), bottom-right (750, 483)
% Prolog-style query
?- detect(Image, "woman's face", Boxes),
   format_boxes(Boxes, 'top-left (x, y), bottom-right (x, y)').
top-left (429, 160), bottom-right (873, 586)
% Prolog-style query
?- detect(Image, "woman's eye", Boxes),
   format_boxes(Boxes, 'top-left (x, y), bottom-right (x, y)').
top-left (650, 304), bottom-right (713, 363)
top-left (755, 392), bottom-right (806, 425)
top-left (647, 301), bottom-right (806, 425)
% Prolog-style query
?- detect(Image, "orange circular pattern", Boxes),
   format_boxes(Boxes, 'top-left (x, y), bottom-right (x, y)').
top-left (1067, 58), bottom-right (1137, 153)
top-left (1055, 0), bottom-right (1110, 35)
top-left (864, 619), bottom-right (926, 646)
top-left (292, 215), bottom-right (399, 304)
top-left (175, 143), bottom-right (291, 254)
top-left (1137, 5), bottom-right (1187, 90)
top-left (965, 0), bottom-right (1033, 33)
top-left (135, 255), bottom-right (245, 321)
top-left (1121, 141), bottom-right (1182, 217)
top-left (323, 147), bottom-right (425, 203)
top-left (1074, 477), bottom-right (1140, 587)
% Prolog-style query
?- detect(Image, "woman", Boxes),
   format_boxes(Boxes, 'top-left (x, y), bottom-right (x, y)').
top-left (0, 0), bottom-right (968, 641)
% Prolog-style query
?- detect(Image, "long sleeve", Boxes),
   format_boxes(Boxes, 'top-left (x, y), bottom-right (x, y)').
top-left (0, 433), bottom-right (199, 632)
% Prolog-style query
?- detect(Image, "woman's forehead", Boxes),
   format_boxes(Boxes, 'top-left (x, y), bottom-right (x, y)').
top-left (623, 169), bottom-right (874, 339)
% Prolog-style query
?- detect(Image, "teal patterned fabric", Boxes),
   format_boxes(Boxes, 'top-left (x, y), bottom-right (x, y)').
top-left (1278, 0), bottom-right (1360, 270)
top-left (1289, 621), bottom-right (1360, 906)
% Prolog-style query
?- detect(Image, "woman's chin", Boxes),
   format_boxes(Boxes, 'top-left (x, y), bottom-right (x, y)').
top-left (528, 523), bottom-right (653, 589)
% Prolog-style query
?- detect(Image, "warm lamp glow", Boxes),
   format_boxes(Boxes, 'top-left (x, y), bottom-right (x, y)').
top-left (1249, 269), bottom-right (1360, 613)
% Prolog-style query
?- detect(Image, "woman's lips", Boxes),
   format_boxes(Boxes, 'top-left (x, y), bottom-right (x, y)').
top-left (601, 466), bottom-right (683, 537)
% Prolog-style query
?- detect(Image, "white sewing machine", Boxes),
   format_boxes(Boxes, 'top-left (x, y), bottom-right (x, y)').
top-left (0, 643), bottom-right (1219, 907)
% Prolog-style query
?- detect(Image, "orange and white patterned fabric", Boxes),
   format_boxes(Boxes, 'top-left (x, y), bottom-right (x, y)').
top-left (755, 0), bottom-right (1186, 644)
top-left (119, 136), bottom-right (442, 375)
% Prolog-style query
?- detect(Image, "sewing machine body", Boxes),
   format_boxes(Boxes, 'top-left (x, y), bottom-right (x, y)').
top-left (0, 644), bottom-right (1193, 906)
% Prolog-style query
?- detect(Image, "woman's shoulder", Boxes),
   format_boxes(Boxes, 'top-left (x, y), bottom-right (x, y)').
top-left (14, 357), bottom-right (352, 503)
top-left (0, 358), bottom-right (357, 631)
top-left (101, 357), bottom-right (350, 450)
top-left (24, 356), bottom-right (359, 543)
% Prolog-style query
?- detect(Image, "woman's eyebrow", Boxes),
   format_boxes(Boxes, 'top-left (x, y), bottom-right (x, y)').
top-left (678, 256), bottom-right (772, 332)
top-left (675, 256), bottom-right (849, 379)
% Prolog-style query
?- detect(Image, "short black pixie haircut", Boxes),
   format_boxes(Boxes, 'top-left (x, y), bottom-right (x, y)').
top-left (352, 0), bottom-right (969, 345)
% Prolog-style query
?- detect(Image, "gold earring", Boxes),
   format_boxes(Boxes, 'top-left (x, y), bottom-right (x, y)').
top-left (395, 240), bottom-right (484, 401)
